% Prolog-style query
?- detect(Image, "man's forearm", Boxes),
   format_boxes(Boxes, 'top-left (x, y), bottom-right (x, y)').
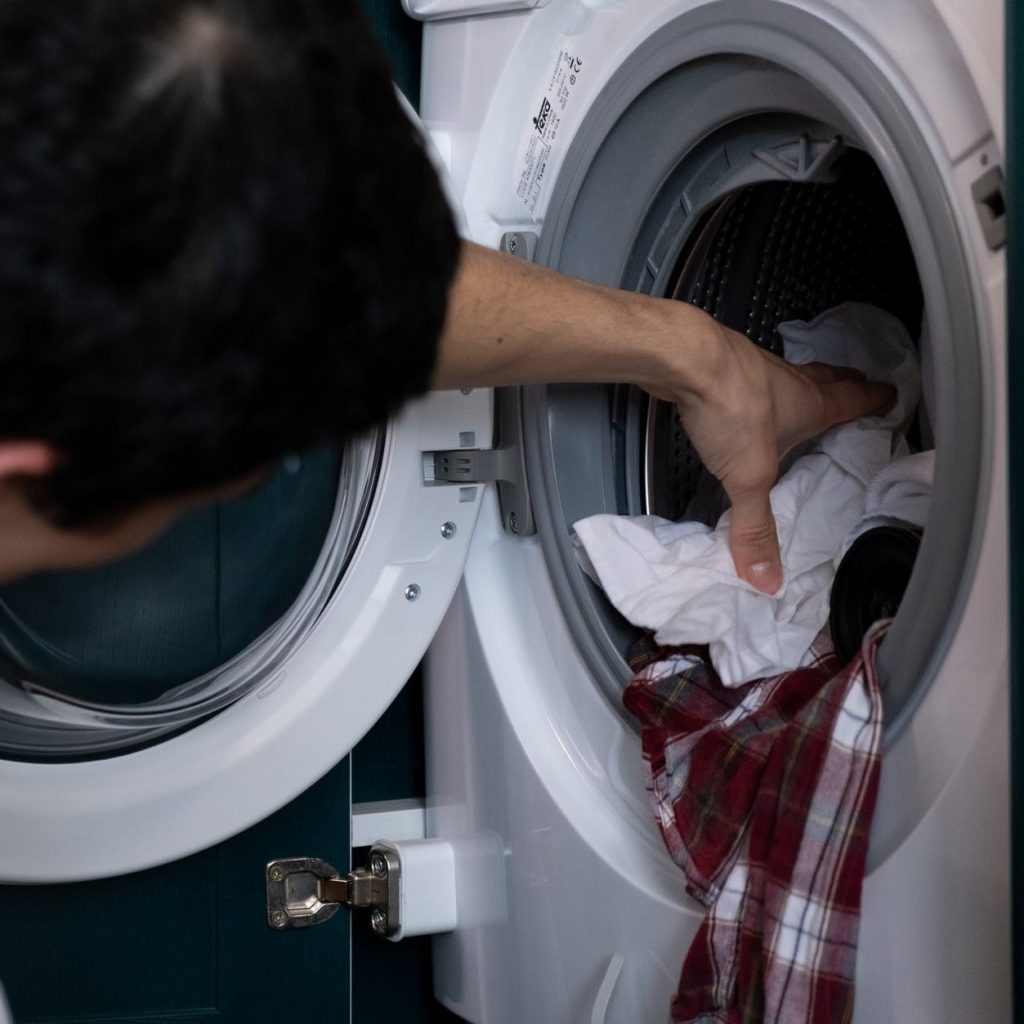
top-left (431, 240), bottom-right (716, 397)
top-left (431, 239), bottom-right (894, 594)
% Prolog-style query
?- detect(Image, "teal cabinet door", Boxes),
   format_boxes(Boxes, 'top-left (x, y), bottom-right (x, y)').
top-left (0, 760), bottom-right (352, 1024)
top-left (1008, 0), bottom-right (1023, 1014)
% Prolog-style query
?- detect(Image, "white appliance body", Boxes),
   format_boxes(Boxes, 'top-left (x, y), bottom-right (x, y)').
top-left (418, 1), bottom-right (1009, 1021)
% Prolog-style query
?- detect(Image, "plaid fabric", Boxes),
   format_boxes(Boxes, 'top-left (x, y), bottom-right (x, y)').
top-left (625, 623), bottom-right (886, 1024)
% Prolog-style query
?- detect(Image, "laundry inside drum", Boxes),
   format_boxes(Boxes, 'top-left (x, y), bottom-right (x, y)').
top-left (643, 150), bottom-right (924, 524)
top-left (530, 140), bottom-right (930, 723)
top-left (636, 154), bottom-right (927, 668)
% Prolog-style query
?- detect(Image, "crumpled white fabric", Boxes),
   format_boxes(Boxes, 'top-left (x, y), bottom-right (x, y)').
top-left (843, 448), bottom-right (934, 550)
top-left (573, 303), bottom-right (921, 687)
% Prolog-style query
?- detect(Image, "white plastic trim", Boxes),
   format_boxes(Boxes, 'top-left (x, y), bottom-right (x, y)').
top-left (396, 90), bottom-right (469, 236)
top-left (404, 0), bottom-right (546, 22)
top-left (352, 798), bottom-right (427, 847)
top-left (376, 838), bottom-right (458, 941)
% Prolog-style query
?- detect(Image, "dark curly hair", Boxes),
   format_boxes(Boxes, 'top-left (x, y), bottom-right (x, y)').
top-left (0, 0), bottom-right (459, 524)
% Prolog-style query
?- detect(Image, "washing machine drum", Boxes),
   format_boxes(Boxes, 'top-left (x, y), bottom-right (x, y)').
top-left (0, 441), bottom-right (373, 760)
top-left (647, 152), bottom-right (922, 523)
top-left (531, 146), bottom-right (926, 719)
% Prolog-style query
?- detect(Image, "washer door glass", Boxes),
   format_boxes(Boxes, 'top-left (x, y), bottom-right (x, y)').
top-left (0, 433), bottom-right (381, 760)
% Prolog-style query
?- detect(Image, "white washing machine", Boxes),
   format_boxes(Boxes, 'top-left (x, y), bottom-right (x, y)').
top-left (0, 1), bottom-right (1007, 1022)
top-left (410, 0), bottom-right (1010, 1021)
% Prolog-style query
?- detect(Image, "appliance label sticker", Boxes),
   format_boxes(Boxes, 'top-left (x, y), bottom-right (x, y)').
top-left (514, 43), bottom-right (584, 216)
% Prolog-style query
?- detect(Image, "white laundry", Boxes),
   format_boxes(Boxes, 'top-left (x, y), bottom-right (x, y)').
top-left (573, 303), bottom-right (921, 687)
top-left (844, 448), bottom-right (934, 550)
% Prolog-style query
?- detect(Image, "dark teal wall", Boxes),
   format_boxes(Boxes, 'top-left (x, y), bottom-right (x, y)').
top-left (0, 762), bottom-right (353, 1024)
top-left (1008, 0), bottom-right (1023, 1013)
top-left (361, 0), bottom-right (423, 106)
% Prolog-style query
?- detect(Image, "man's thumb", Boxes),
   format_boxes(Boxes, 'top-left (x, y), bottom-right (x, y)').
top-left (728, 490), bottom-right (783, 595)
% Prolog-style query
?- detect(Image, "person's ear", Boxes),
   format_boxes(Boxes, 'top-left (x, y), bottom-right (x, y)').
top-left (0, 442), bottom-right (58, 481)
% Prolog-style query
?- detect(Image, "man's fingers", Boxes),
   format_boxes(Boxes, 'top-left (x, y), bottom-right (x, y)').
top-left (728, 489), bottom-right (782, 595)
top-left (796, 363), bottom-right (896, 428)
top-left (799, 362), bottom-right (865, 385)
top-left (822, 378), bottom-right (897, 427)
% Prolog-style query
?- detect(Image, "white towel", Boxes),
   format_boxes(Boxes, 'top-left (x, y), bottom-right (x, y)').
top-left (843, 448), bottom-right (934, 550)
top-left (573, 303), bottom-right (920, 687)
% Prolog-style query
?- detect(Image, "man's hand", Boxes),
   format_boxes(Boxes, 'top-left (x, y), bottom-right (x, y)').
top-left (657, 318), bottom-right (896, 594)
top-left (433, 242), bottom-right (895, 594)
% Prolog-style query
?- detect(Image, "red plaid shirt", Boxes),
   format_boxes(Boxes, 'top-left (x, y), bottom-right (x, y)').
top-left (625, 624), bottom-right (885, 1023)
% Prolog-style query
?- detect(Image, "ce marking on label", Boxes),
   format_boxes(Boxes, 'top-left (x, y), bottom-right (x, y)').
top-left (566, 55), bottom-right (583, 73)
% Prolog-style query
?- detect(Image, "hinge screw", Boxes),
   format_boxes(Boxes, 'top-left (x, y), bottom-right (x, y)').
top-left (270, 910), bottom-right (288, 929)
top-left (507, 512), bottom-right (519, 534)
top-left (268, 865), bottom-right (285, 882)
top-left (404, 584), bottom-right (421, 602)
top-left (441, 521), bottom-right (457, 540)
top-left (370, 908), bottom-right (388, 935)
top-left (369, 852), bottom-right (388, 877)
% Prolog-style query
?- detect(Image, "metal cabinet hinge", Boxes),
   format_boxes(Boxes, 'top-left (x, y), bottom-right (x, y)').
top-left (266, 848), bottom-right (400, 937)
top-left (429, 387), bottom-right (535, 535)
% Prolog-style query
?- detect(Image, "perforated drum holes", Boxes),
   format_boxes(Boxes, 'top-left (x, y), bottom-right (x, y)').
top-left (646, 154), bottom-right (923, 521)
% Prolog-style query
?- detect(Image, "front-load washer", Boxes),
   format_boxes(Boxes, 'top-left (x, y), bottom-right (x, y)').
top-left (411, 0), bottom-right (1008, 1021)
top-left (0, 2), bottom-right (1006, 1021)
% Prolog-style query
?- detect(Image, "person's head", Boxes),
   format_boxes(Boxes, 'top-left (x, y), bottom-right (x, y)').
top-left (0, 0), bottom-right (458, 575)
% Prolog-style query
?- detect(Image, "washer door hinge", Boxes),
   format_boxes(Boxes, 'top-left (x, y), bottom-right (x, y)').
top-left (266, 850), bottom-right (400, 938)
top-left (428, 388), bottom-right (535, 535)
top-left (267, 839), bottom-right (459, 942)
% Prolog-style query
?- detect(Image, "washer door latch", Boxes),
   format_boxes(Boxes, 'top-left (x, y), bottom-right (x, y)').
top-left (428, 387), bottom-right (535, 536)
top-left (266, 848), bottom-right (400, 937)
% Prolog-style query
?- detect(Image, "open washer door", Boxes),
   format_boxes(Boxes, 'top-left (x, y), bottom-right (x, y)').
top-left (0, 115), bottom-right (492, 884)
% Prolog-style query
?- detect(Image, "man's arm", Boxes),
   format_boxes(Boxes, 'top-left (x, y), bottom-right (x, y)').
top-left (432, 241), bottom-right (894, 594)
